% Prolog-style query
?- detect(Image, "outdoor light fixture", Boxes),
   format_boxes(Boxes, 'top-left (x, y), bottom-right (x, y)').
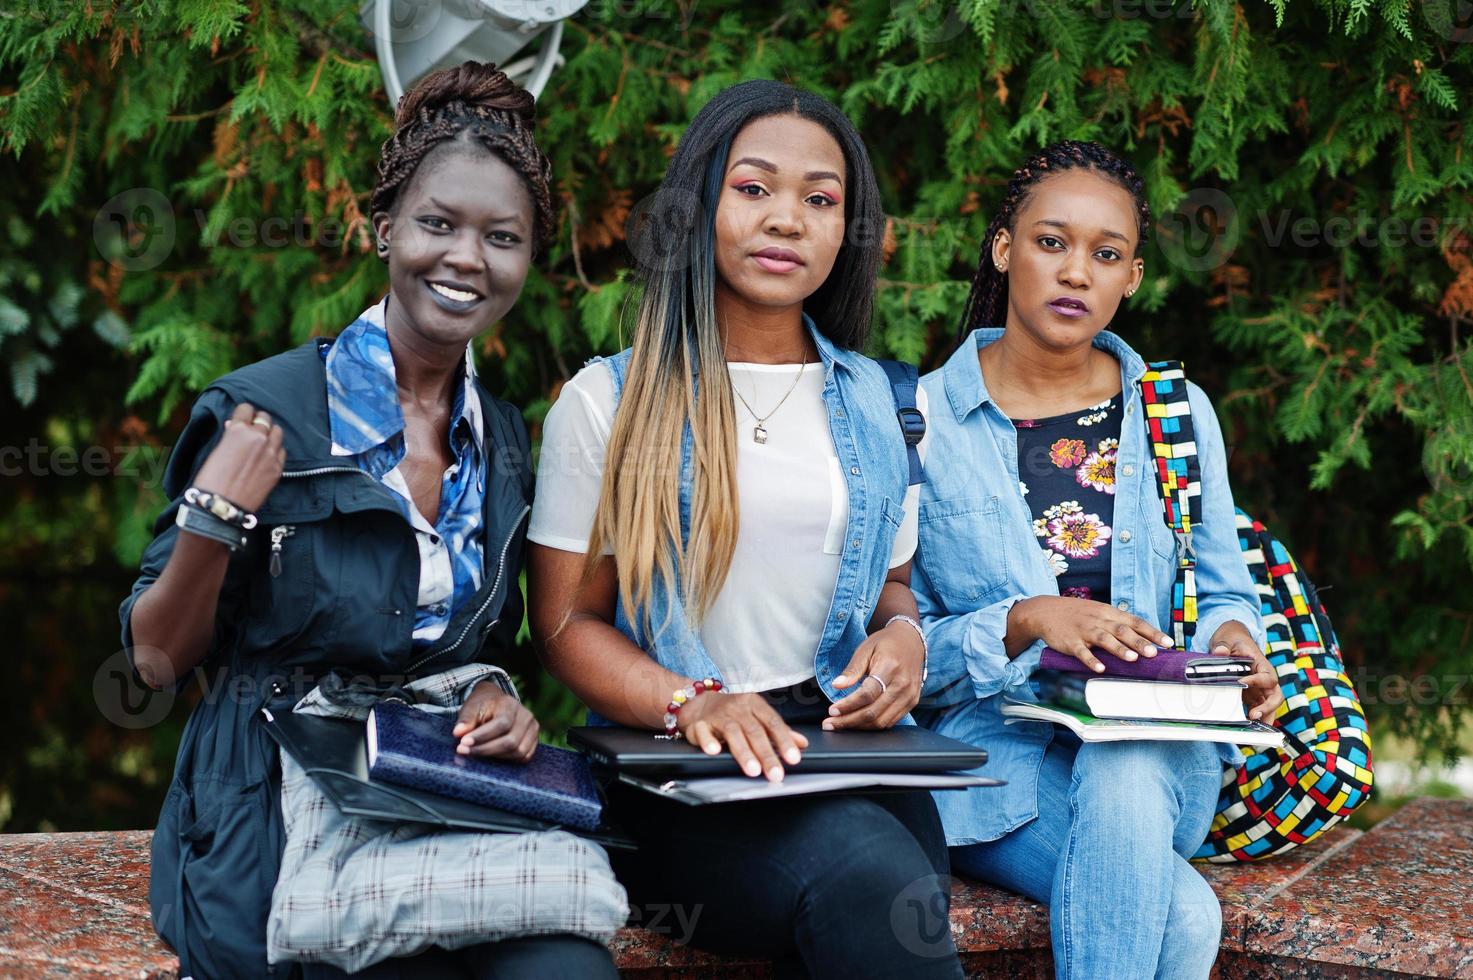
top-left (362, 0), bottom-right (588, 103)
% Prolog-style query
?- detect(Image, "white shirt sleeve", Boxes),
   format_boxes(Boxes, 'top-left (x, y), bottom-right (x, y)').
top-left (527, 362), bottom-right (618, 555)
top-left (888, 385), bottom-right (929, 569)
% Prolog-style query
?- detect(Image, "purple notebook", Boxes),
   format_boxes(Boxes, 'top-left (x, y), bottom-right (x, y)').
top-left (1038, 646), bottom-right (1253, 683)
top-left (366, 699), bottom-right (603, 831)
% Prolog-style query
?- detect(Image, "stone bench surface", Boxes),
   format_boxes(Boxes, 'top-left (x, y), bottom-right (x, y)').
top-left (0, 797), bottom-right (1468, 979)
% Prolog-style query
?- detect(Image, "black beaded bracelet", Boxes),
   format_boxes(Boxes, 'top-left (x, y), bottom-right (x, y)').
top-left (183, 486), bottom-right (258, 529)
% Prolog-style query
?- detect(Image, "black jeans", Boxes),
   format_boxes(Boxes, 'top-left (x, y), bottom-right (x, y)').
top-left (295, 934), bottom-right (617, 979)
top-left (607, 679), bottom-right (964, 979)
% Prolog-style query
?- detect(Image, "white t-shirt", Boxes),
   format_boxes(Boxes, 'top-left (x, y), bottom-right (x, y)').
top-left (528, 359), bottom-right (929, 693)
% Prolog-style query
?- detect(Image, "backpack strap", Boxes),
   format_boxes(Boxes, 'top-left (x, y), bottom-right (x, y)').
top-left (877, 359), bottom-right (926, 486)
top-left (1139, 360), bottom-right (1202, 648)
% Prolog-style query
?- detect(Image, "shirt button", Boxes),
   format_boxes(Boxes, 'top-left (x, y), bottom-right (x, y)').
top-left (1116, 600), bottom-right (1130, 611)
top-left (430, 534), bottom-right (441, 545)
top-left (851, 538), bottom-right (861, 549)
top-left (1122, 464), bottom-right (1134, 477)
top-left (1127, 403), bottom-right (1135, 415)
top-left (837, 611), bottom-right (848, 620)
top-left (835, 408), bottom-right (845, 418)
top-left (433, 603), bottom-right (448, 616)
top-left (1119, 529), bottom-right (1132, 543)
top-left (850, 466), bottom-right (861, 476)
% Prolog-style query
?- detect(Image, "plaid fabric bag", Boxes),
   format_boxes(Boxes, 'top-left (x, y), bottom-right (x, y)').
top-left (1139, 362), bottom-right (1374, 862)
top-left (265, 663), bottom-right (628, 972)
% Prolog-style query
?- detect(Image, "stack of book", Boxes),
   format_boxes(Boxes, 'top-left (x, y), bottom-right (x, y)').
top-left (1002, 647), bottom-right (1285, 748)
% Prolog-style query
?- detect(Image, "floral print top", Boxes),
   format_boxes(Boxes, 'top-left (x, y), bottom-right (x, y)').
top-left (1013, 396), bottom-right (1123, 604)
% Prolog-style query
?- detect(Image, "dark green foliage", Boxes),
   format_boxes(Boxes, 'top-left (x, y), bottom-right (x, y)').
top-left (2, 0), bottom-right (1469, 830)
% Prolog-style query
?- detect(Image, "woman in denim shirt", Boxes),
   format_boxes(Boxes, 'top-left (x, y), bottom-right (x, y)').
top-left (529, 80), bottom-right (962, 977)
top-left (911, 140), bottom-right (1283, 979)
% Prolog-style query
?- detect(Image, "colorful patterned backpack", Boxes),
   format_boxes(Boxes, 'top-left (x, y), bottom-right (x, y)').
top-left (1139, 362), bottom-right (1374, 862)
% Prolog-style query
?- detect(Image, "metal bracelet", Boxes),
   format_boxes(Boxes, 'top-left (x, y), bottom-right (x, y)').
top-left (884, 613), bottom-right (929, 687)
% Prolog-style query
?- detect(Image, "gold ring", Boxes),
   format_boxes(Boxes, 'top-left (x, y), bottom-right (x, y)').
top-left (251, 416), bottom-right (271, 429)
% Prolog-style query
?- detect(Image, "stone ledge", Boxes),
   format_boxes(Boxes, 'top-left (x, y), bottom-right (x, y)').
top-left (0, 798), bottom-right (1467, 978)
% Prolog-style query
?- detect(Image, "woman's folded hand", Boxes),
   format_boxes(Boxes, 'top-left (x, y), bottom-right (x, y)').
top-left (824, 620), bottom-right (926, 731)
top-left (452, 680), bottom-right (539, 762)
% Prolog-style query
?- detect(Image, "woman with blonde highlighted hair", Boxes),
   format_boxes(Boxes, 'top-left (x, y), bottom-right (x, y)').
top-left (528, 79), bottom-right (964, 977)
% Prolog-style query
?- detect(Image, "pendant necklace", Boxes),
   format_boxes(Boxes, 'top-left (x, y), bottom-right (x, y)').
top-left (731, 347), bottom-right (809, 444)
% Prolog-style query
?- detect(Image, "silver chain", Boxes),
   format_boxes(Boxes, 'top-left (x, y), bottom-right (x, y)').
top-left (730, 347), bottom-right (809, 444)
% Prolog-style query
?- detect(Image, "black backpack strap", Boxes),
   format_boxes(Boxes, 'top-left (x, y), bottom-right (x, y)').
top-left (877, 359), bottom-right (926, 486)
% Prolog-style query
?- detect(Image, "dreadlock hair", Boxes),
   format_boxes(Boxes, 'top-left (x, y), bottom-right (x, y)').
top-left (370, 61), bottom-right (554, 255)
top-left (584, 79), bottom-right (886, 638)
top-left (957, 139), bottom-right (1151, 343)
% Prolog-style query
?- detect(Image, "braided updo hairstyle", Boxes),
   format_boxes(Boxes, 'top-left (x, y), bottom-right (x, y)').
top-left (370, 61), bottom-right (554, 255)
top-left (958, 139), bottom-right (1150, 341)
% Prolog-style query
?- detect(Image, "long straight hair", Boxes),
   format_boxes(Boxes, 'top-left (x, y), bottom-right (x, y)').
top-left (586, 80), bottom-right (885, 635)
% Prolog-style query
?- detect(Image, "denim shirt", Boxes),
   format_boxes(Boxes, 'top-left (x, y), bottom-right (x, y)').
top-left (588, 315), bottom-right (915, 719)
top-left (911, 328), bottom-right (1265, 846)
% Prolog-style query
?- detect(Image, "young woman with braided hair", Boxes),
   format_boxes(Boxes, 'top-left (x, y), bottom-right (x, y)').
top-left (908, 140), bottom-right (1283, 978)
top-left (122, 62), bottom-right (625, 979)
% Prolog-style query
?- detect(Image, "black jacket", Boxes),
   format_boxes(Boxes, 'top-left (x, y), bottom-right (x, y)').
top-left (119, 338), bottom-right (533, 979)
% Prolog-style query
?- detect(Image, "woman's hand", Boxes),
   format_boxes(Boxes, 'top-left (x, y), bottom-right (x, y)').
top-left (1012, 596), bottom-right (1175, 673)
top-left (192, 402), bottom-right (287, 512)
top-left (1209, 621), bottom-right (1283, 724)
top-left (452, 680), bottom-right (539, 762)
top-left (679, 691), bottom-right (809, 782)
top-left (825, 620), bottom-right (926, 731)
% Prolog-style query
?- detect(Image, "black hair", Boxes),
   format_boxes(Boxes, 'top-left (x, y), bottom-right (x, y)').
top-left (958, 139), bottom-right (1151, 341)
top-left (629, 78), bottom-right (886, 350)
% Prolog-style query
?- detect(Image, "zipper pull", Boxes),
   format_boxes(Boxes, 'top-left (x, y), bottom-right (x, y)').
top-left (269, 525), bottom-right (295, 577)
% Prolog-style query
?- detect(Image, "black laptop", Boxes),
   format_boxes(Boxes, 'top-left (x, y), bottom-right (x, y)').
top-left (568, 724), bottom-right (988, 777)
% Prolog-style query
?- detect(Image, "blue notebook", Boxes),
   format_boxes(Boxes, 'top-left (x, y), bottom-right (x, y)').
top-left (366, 699), bottom-right (603, 831)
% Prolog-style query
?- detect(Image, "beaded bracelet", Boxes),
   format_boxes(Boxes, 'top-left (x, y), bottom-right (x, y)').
top-left (183, 486), bottom-right (258, 529)
top-left (661, 677), bottom-right (723, 739)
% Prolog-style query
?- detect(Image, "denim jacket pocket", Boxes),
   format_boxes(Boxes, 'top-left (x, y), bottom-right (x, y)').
top-left (1138, 491), bottom-right (1177, 562)
top-left (918, 494), bottom-right (1010, 608)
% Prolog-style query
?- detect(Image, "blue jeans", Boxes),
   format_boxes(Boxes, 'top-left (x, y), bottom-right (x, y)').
top-left (951, 734), bottom-right (1224, 980)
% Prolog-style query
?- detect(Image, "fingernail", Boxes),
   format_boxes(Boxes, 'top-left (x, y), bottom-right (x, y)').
top-left (821, 720), bottom-right (834, 731)
top-left (829, 706), bottom-right (840, 716)
top-left (784, 748), bottom-right (800, 764)
top-left (1124, 651), bottom-right (1137, 661)
top-left (1143, 646), bottom-right (1157, 657)
top-left (704, 742), bottom-right (720, 754)
top-left (834, 675), bottom-right (849, 685)
top-left (768, 767), bottom-right (784, 782)
top-left (1093, 662), bottom-right (1105, 673)
top-left (461, 735), bottom-right (474, 745)
top-left (1159, 636), bottom-right (1173, 646)
top-left (744, 760), bottom-right (760, 777)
